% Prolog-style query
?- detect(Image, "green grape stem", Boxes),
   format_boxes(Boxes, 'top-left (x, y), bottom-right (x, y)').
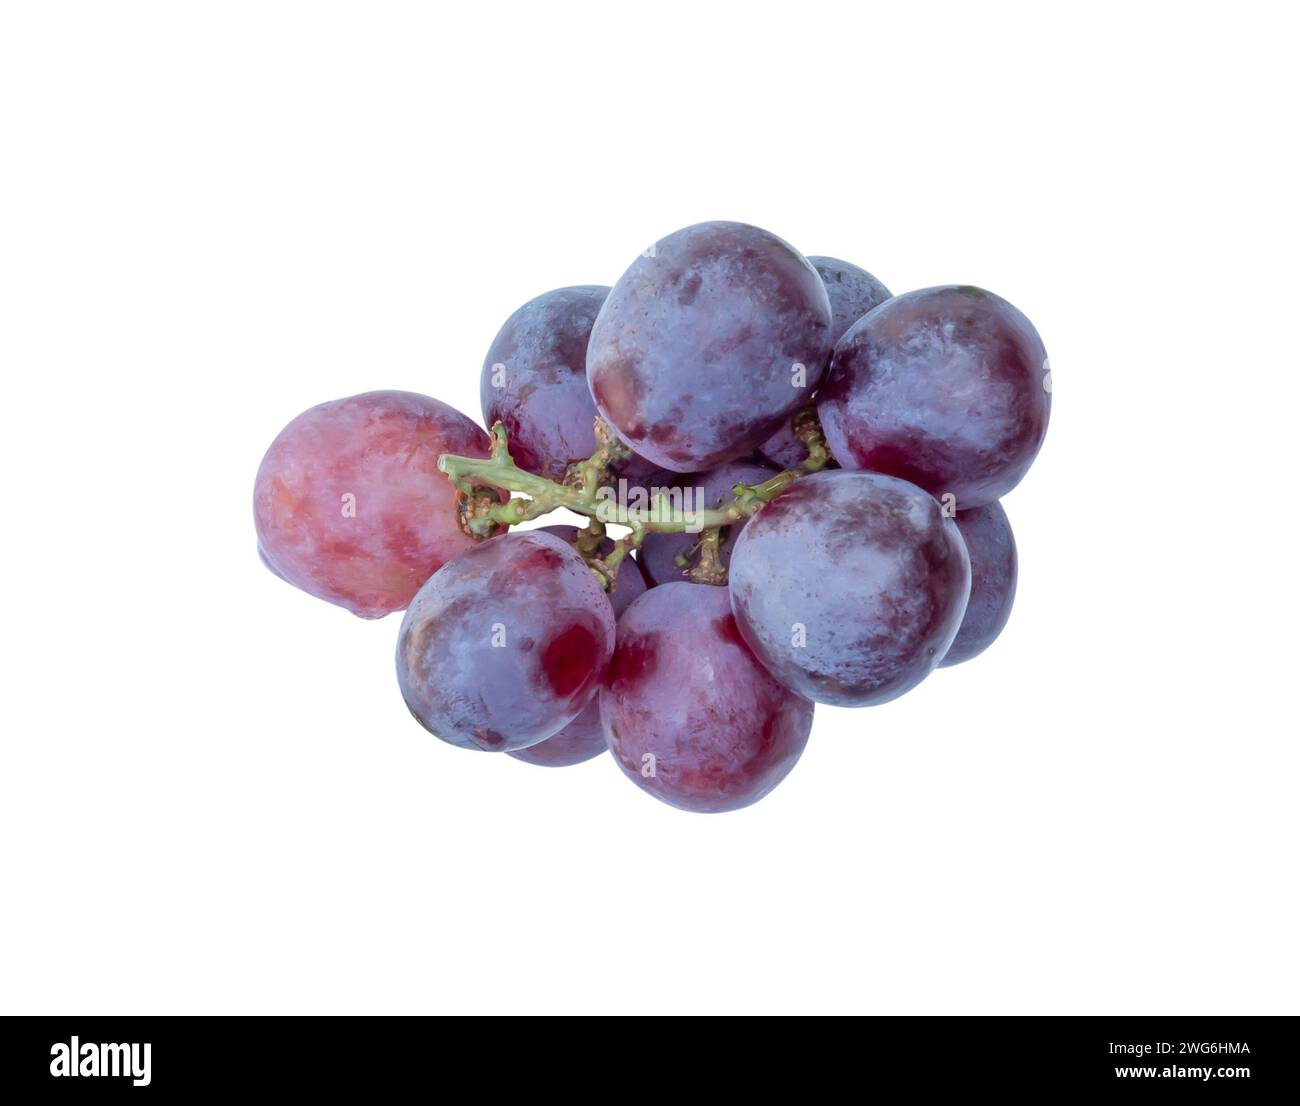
top-left (438, 409), bottom-right (830, 588)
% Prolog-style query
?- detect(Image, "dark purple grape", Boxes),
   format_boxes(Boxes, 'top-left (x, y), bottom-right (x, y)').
top-left (502, 696), bottom-right (608, 768)
top-left (637, 459), bottom-right (779, 586)
top-left (600, 583), bottom-right (813, 813)
top-left (755, 417), bottom-right (842, 471)
top-left (254, 390), bottom-right (496, 619)
top-left (753, 257), bottom-right (887, 468)
top-left (755, 419), bottom-right (809, 470)
top-left (817, 285), bottom-right (1050, 509)
top-left (808, 255), bottom-right (892, 344)
top-left (396, 531), bottom-right (615, 752)
top-left (940, 501), bottom-right (1018, 667)
top-left (509, 525), bottom-right (646, 767)
top-left (728, 470), bottom-right (970, 706)
top-left (480, 285), bottom-right (658, 483)
top-left (587, 221), bottom-right (832, 473)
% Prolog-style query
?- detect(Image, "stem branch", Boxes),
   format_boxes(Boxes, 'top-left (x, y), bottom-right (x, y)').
top-left (437, 410), bottom-right (831, 587)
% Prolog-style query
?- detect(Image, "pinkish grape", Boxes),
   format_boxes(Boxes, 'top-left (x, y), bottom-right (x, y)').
top-left (254, 390), bottom-right (494, 619)
top-left (600, 583), bottom-right (813, 812)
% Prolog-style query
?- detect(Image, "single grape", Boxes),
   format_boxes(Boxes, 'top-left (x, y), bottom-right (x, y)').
top-left (396, 530), bottom-right (615, 752)
top-left (480, 285), bottom-right (658, 483)
top-left (587, 221), bottom-right (832, 473)
top-left (637, 459), bottom-right (779, 586)
top-left (940, 501), bottom-right (1018, 667)
top-left (751, 256), bottom-right (887, 468)
top-left (755, 417), bottom-right (841, 472)
top-left (508, 525), bottom-right (646, 767)
top-left (755, 420), bottom-right (809, 470)
top-left (253, 390), bottom-right (495, 619)
top-left (728, 470), bottom-right (970, 706)
top-left (808, 255), bottom-right (892, 344)
top-left (817, 285), bottom-right (1050, 509)
top-left (600, 583), bottom-right (813, 813)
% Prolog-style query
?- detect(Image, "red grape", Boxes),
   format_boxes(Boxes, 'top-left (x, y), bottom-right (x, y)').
top-left (808, 255), bottom-right (892, 343)
top-left (480, 285), bottom-right (658, 483)
top-left (755, 418), bottom-right (842, 471)
top-left (940, 501), bottom-right (1018, 667)
top-left (817, 285), bottom-right (1050, 509)
top-left (254, 390), bottom-right (494, 618)
top-left (600, 583), bottom-right (813, 812)
top-left (755, 419), bottom-right (809, 470)
top-left (396, 530), bottom-right (615, 752)
top-left (728, 470), bottom-right (970, 706)
top-left (508, 525), bottom-right (646, 767)
top-left (587, 221), bottom-right (832, 472)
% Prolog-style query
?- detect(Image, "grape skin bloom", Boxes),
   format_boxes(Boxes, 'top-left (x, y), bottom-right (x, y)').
top-left (600, 583), bottom-right (813, 813)
top-left (397, 531), bottom-right (615, 752)
top-left (253, 390), bottom-right (494, 619)
top-left (728, 470), bottom-right (971, 707)
top-left (807, 255), bottom-right (892, 344)
top-left (940, 501), bottom-right (1018, 667)
top-left (480, 285), bottom-right (658, 484)
top-left (508, 526), bottom-right (647, 767)
top-left (817, 285), bottom-right (1050, 509)
top-left (587, 221), bottom-right (832, 473)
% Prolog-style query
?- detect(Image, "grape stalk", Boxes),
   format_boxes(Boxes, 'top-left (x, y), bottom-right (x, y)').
top-left (437, 407), bottom-right (830, 587)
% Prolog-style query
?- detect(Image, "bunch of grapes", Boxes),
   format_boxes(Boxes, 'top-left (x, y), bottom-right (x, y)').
top-left (254, 221), bottom-right (1050, 813)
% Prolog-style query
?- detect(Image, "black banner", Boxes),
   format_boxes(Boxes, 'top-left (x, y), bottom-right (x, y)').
top-left (1, 1016), bottom-right (1294, 1094)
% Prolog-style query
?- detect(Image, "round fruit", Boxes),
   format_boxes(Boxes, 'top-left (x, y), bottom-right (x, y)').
top-left (600, 583), bottom-right (813, 813)
top-left (587, 221), bottom-right (832, 472)
top-left (728, 469), bottom-right (970, 706)
top-left (508, 526), bottom-right (646, 767)
top-left (808, 255), bottom-right (892, 343)
top-left (396, 530), bottom-right (615, 752)
top-left (940, 501), bottom-right (1018, 667)
top-left (480, 285), bottom-right (657, 483)
top-left (817, 285), bottom-right (1050, 509)
top-left (254, 390), bottom-right (495, 618)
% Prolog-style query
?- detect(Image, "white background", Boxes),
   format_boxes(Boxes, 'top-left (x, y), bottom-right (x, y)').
top-left (2, 1), bottom-right (1296, 1015)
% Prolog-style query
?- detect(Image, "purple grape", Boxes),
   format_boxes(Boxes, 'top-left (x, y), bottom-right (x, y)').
top-left (587, 221), bottom-right (832, 473)
top-left (396, 530), bottom-right (615, 752)
top-left (817, 285), bottom-right (1050, 510)
top-left (808, 255), bottom-right (892, 343)
top-left (728, 470), bottom-right (970, 706)
top-left (753, 256), bottom-right (888, 468)
top-left (637, 459), bottom-right (779, 586)
top-left (600, 583), bottom-right (813, 813)
top-left (755, 420), bottom-right (809, 470)
top-left (254, 390), bottom-right (495, 619)
top-left (480, 285), bottom-right (658, 483)
top-left (508, 525), bottom-right (646, 767)
top-left (754, 418), bottom-right (841, 472)
top-left (940, 501), bottom-right (1018, 667)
